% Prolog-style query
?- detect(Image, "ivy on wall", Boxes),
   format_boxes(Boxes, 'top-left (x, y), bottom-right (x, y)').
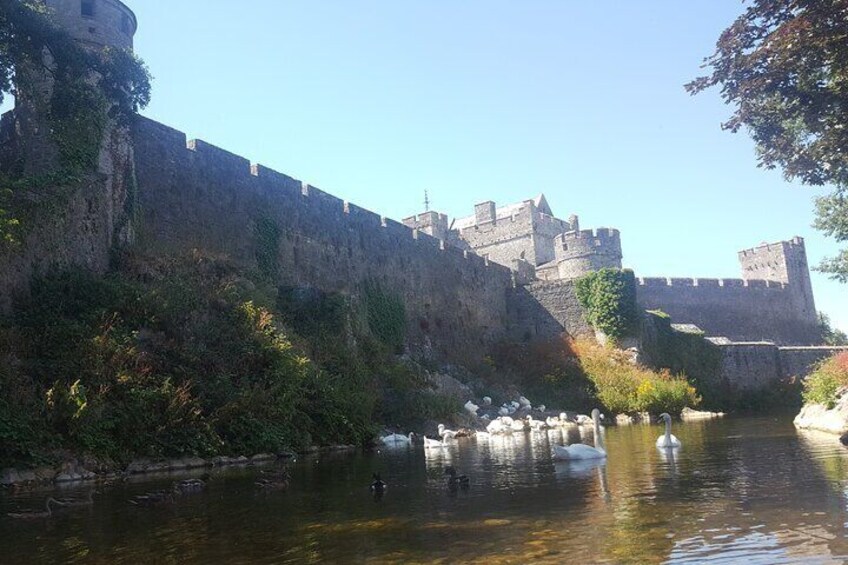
top-left (254, 218), bottom-right (281, 279)
top-left (363, 281), bottom-right (406, 353)
top-left (574, 268), bottom-right (639, 341)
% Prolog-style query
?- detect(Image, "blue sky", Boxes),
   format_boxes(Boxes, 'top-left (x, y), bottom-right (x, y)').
top-left (28, 1), bottom-right (848, 330)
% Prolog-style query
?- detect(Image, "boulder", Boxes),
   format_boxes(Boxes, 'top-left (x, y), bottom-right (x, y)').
top-left (794, 395), bottom-right (848, 435)
top-left (680, 407), bottom-right (725, 421)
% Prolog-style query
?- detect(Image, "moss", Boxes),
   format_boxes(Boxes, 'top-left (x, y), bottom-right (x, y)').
top-left (363, 281), bottom-right (406, 353)
top-left (254, 217), bottom-right (281, 279)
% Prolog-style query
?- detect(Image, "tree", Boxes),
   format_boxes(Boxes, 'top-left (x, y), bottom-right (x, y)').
top-left (687, 0), bottom-right (848, 281)
top-left (0, 0), bottom-right (151, 244)
top-left (818, 312), bottom-right (848, 346)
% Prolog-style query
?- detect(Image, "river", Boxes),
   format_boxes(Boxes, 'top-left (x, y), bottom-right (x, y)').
top-left (2, 416), bottom-right (848, 563)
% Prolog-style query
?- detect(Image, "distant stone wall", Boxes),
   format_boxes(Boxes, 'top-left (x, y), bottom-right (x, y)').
top-left (131, 117), bottom-right (515, 363)
top-left (637, 277), bottom-right (820, 345)
top-left (715, 343), bottom-right (847, 391)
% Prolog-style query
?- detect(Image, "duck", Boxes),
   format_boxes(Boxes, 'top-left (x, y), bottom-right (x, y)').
top-left (55, 489), bottom-right (96, 507)
top-left (526, 415), bottom-right (547, 431)
top-left (656, 412), bottom-right (682, 448)
top-left (369, 473), bottom-right (387, 493)
top-left (438, 424), bottom-right (458, 441)
top-left (7, 497), bottom-right (66, 519)
top-left (381, 432), bottom-right (415, 446)
top-left (174, 473), bottom-right (211, 494)
top-left (256, 470), bottom-right (290, 491)
top-left (129, 489), bottom-right (177, 506)
top-left (464, 400), bottom-right (480, 416)
top-left (444, 466), bottom-right (470, 488)
top-left (423, 436), bottom-right (446, 449)
top-left (553, 409), bottom-right (607, 461)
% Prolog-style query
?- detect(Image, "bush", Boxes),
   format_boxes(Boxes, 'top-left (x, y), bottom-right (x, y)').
top-left (574, 269), bottom-right (639, 341)
top-left (803, 352), bottom-right (848, 409)
top-left (573, 339), bottom-right (700, 415)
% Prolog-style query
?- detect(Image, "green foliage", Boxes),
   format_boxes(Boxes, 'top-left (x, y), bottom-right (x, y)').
top-left (803, 352), bottom-right (848, 409)
top-left (0, 0), bottom-right (152, 243)
top-left (819, 312), bottom-right (848, 346)
top-left (574, 269), bottom-right (639, 341)
top-left (363, 281), bottom-right (406, 353)
top-left (688, 0), bottom-right (848, 281)
top-left (641, 311), bottom-right (725, 409)
top-left (573, 339), bottom-right (700, 416)
top-left (254, 218), bottom-right (281, 279)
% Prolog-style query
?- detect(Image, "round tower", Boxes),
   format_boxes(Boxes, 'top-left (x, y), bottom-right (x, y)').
top-left (42, 0), bottom-right (137, 50)
top-left (555, 228), bottom-right (623, 279)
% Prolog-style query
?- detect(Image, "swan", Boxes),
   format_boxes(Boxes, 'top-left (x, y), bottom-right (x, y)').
top-left (438, 424), bottom-right (458, 440)
top-left (656, 413), bottom-right (682, 448)
top-left (510, 418), bottom-right (527, 432)
top-left (525, 415), bottom-right (547, 431)
top-left (475, 430), bottom-right (491, 440)
top-left (559, 412), bottom-right (575, 426)
top-left (553, 409), bottom-right (607, 461)
top-left (546, 415), bottom-right (561, 427)
top-left (575, 413), bottom-right (592, 426)
top-left (486, 418), bottom-right (506, 435)
top-left (7, 497), bottom-right (66, 519)
top-left (464, 400), bottom-right (480, 416)
top-left (423, 436), bottom-right (445, 449)
top-left (381, 432), bottom-right (415, 445)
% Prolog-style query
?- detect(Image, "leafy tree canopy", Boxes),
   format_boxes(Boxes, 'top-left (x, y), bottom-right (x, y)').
top-left (688, 0), bottom-right (848, 281)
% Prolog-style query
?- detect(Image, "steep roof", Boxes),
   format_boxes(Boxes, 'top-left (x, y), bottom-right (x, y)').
top-left (452, 194), bottom-right (552, 230)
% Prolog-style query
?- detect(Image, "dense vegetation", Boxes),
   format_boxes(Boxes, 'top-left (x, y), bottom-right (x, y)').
top-left (688, 0), bottom-right (848, 282)
top-left (0, 253), bottom-right (459, 468)
top-left (574, 269), bottom-right (639, 342)
top-left (802, 352), bottom-right (848, 409)
top-left (0, 0), bottom-right (151, 245)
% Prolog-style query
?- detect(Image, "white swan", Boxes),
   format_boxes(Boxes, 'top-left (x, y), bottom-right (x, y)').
top-left (381, 432), bottom-right (414, 445)
top-left (438, 424), bottom-right (458, 440)
top-left (475, 431), bottom-right (491, 440)
top-left (423, 436), bottom-right (445, 449)
top-left (486, 418), bottom-right (505, 435)
top-left (656, 413), bottom-right (682, 448)
top-left (545, 415), bottom-right (561, 427)
top-left (510, 417), bottom-right (527, 432)
top-left (526, 415), bottom-right (547, 431)
top-left (575, 414), bottom-right (592, 426)
top-left (553, 409), bottom-right (607, 461)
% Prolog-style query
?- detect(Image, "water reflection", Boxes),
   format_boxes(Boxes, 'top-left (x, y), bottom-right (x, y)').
top-left (4, 417), bottom-right (848, 563)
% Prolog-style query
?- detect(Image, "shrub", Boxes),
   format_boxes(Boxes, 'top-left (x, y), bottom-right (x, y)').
top-left (573, 339), bottom-right (700, 415)
top-left (574, 269), bottom-right (639, 341)
top-left (802, 352), bottom-right (848, 409)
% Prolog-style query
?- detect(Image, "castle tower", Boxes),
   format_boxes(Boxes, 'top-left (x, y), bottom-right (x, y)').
top-left (402, 211), bottom-right (450, 241)
top-left (7, 0), bottom-right (137, 176)
top-left (738, 236), bottom-right (818, 324)
top-left (555, 228), bottom-right (623, 279)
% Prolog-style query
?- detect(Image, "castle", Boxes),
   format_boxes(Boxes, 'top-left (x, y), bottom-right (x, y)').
top-left (0, 0), bottom-right (840, 392)
top-left (404, 196), bottom-right (820, 344)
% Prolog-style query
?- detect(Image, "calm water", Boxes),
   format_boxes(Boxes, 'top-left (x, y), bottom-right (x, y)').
top-left (3, 416), bottom-right (848, 564)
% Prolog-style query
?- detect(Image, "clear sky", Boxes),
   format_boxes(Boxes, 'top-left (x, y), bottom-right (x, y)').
top-left (29, 1), bottom-right (848, 330)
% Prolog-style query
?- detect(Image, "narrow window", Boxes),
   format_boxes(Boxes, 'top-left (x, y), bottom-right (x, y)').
top-left (81, 0), bottom-right (95, 18)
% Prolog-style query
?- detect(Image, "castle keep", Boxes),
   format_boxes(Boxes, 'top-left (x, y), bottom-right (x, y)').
top-left (0, 0), bottom-right (838, 387)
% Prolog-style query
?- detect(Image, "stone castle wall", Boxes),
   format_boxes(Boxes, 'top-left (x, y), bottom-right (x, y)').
top-left (717, 343), bottom-right (848, 391)
top-left (455, 205), bottom-right (538, 268)
top-left (131, 117), bottom-right (515, 363)
top-left (636, 277), bottom-right (821, 345)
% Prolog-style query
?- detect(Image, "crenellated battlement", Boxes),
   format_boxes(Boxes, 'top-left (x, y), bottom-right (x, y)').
top-left (133, 116), bottom-right (516, 284)
top-left (637, 277), bottom-right (788, 290)
top-left (553, 227), bottom-right (623, 279)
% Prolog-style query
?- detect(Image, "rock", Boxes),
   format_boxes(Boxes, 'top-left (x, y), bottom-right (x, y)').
top-left (0, 468), bottom-right (21, 485)
top-left (33, 466), bottom-right (57, 482)
top-left (794, 395), bottom-right (848, 435)
top-left (615, 412), bottom-right (653, 426)
top-left (250, 453), bottom-right (276, 462)
top-left (184, 457), bottom-right (209, 469)
top-left (680, 407), bottom-right (725, 421)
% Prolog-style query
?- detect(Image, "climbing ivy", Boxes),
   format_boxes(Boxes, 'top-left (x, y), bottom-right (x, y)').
top-left (574, 268), bottom-right (639, 341)
top-left (254, 218), bottom-right (281, 279)
top-left (363, 281), bottom-right (406, 353)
